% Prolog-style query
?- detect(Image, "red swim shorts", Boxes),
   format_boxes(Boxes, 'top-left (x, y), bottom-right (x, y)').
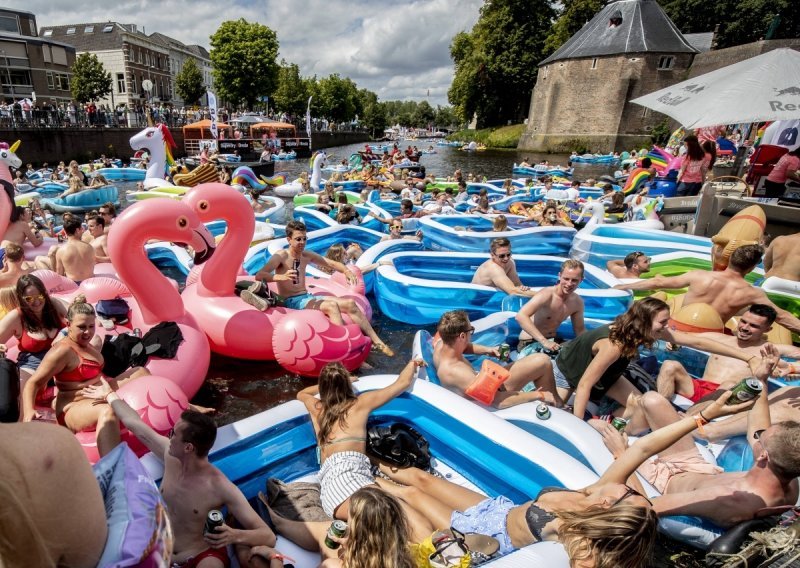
top-left (172, 547), bottom-right (230, 568)
top-left (687, 378), bottom-right (721, 403)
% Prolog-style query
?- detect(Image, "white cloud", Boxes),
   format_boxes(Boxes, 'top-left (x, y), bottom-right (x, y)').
top-left (29, 0), bottom-right (482, 105)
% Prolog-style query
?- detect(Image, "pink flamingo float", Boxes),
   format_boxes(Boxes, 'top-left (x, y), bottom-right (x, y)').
top-left (182, 182), bottom-right (371, 375)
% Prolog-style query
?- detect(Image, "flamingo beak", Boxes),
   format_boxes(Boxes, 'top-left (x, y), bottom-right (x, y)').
top-left (9, 140), bottom-right (20, 153)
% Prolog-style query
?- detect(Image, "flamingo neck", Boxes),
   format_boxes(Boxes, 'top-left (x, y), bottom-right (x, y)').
top-left (112, 229), bottom-right (185, 324)
top-left (198, 210), bottom-right (254, 297)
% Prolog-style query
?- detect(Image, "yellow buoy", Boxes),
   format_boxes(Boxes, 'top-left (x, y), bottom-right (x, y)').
top-left (710, 205), bottom-right (766, 271)
top-left (669, 302), bottom-right (724, 333)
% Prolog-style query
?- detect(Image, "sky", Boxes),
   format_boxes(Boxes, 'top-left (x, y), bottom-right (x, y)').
top-left (28, 0), bottom-right (484, 106)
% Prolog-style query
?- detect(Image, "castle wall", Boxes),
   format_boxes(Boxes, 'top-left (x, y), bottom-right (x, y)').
top-left (689, 39), bottom-right (800, 78)
top-left (519, 52), bottom-right (692, 153)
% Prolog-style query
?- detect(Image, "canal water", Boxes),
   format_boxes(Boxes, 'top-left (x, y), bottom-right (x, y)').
top-left (123, 141), bottom-right (697, 567)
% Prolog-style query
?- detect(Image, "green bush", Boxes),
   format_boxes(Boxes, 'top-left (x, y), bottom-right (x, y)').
top-left (447, 124), bottom-right (525, 148)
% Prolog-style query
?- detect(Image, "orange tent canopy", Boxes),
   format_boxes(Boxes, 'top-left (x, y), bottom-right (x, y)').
top-left (182, 119), bottom-right (233, 139)
top-left (249, 121), bottom-right (297, 137)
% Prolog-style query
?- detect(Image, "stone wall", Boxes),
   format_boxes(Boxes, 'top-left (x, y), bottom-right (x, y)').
top-left (519, 52), bottom-right (693, 153)
top-left (689, 39), bottom-right (800, 78)
top-left (0, 127), bottom-right (370, 164)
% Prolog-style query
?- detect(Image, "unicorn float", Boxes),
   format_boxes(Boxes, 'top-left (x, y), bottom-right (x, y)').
top-left (274, 151), bottom-right (326, 197)
top-left (622, 147), bottom-right (682, 196)
top-left (181, 183), bottom-right (371, 375)
top-left (0, 140), bottom-right (39, 206)
top-left (129, 124), bottom-right (177, 190)
top-left (230, 166), bottom-right (285, 190)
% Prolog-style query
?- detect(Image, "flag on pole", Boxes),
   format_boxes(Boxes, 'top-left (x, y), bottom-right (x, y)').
top-left (207, 89), bottom-right (218, 139)
top-left (306, 96), bottom-right (313, 150)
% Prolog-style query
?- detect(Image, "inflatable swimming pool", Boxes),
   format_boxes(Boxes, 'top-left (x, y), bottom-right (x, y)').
top-left (95, 167), bottom-right (147, 182)
top-left (140, 375), bottom-right (596, 567)
top-left (373, 251), bottom-right (630, 324)
top-left (293, 190), bottom-right (361, 207)
top-left (570, 223), bottom-right (712, 268)
top-left (292, 204), bottom-right (390, 233)
top-left (512, 164), bottom-right (574, 178)
top-left (41, 185), bottom-right (119, 213)
top-left (417, 214), bottom-right (576, 255)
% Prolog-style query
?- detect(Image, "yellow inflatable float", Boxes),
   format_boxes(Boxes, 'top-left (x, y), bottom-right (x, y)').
top-left (710, 205), bottom-right (765, 271)
top-left (173, 163), bottom-right (219, 187)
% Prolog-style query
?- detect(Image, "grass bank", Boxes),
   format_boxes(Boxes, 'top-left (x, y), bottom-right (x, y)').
top-left (447, 124), bottom-right (525, 149)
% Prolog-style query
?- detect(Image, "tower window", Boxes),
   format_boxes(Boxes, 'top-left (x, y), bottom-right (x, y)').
top-left (591, 58), bottom-right (598, 70)
top-left (658, 56), bottom-right (674, 70)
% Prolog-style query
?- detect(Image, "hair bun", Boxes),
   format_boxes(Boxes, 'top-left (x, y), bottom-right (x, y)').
top-left (71, 294), bottom-right (87, 305)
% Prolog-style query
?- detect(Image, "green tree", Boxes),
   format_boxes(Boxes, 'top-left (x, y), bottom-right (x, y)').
top-left (543, 0), bottom-right (604, 55)
top-left (316, 74), bottom-right (359, 122)
top-left (411, 100), bottom-right (436, 128)
top-left (70, 53), bottom-right (112, 103)
top-left (174, 58), bottom-right (205, 106)
top-left (209, 19), bottom-right (280, 108)
top-left (273, 60), bottom-right (308, 116)
top-left (434, 105), bottom-right (459, 129)
top-left (448, 0), bottom-right (555, 128)
top-left (662, 0), bottom-right (799, 48)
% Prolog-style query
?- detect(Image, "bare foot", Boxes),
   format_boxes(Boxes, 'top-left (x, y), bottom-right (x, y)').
top-left (188, 403), bottom-right (215, 414)
top-left (373, 342), bottom-right (395, 357)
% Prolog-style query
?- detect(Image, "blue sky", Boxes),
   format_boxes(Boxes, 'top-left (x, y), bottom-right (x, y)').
top-left (27, 0), bottom-right (484, 106)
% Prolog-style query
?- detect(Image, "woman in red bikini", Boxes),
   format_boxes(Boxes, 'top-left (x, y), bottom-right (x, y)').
top-left (21, 296), bottom-right (147, 455)
top-left (0, 274), bottom-right (67, 389)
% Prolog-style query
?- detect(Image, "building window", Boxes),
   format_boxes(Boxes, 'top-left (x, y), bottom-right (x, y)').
top-left (0, 15), bottom-right (19, 34)
top-left (117, 72), bottom-right (126, 93)
top-left (42, 29), bottom-right (52, 36)
top-left (542, 66), bottom-right (548, 78)
top-left (84, 25), bottom-right (94, 33)
top-left (42, 45), bottom-right (51, 63)
top-left (66, 27), bottom-right (76, 35)
top-left (29, 20), bottom-right (36, 36)
top-left (591, 58), bottom-right (598, 70)
top-left (658, 56), bottom-right (674, 70)
top-left (46, 71), bottom-right (54, 89)
top-left (103, 24), bottom-right (114, 33)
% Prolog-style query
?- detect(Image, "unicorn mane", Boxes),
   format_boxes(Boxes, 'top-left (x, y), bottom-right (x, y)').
top-left (158, 123), bottom-right (176, 167)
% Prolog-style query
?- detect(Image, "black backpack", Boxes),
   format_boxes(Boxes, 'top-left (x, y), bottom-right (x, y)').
top-left (366, 422), bottom-right (432, 471)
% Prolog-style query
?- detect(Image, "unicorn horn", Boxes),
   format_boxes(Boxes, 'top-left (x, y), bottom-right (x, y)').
top-left (9, 140), bottom-right (20, 152)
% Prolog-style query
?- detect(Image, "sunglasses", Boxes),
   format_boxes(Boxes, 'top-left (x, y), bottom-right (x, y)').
top-left (462, 326), bottom-right (475, 336)
top-left (754, 429), bottom-right (770, 460)
top-left (611, 485), bottom-right (653, 508)
top-left (495, 253), bottom-right (512, 259)
top-left (23, 294), bottom-right (45, 304)
top-left (391, 225), bottom-right (403, 230)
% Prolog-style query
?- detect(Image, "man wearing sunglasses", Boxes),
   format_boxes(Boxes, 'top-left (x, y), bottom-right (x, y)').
top-left (244, 220), bottom-right (394, 356)
top-left (606, 251), bottom-right (651, 279)
top-left (609, 346), bottom-right (800, 528)
top-left (471, 238), bottom-right (537, 297)
top-left (433, 310), bottom-right (558, 408)
top-left (89, 378), bottom-right (281, 567)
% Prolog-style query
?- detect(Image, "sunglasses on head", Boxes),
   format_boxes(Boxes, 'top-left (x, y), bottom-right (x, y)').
top-left (612, 485), bottom-right (653, 508)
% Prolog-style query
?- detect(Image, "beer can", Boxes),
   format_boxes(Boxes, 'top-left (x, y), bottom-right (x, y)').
top-left (611, 417), bottom-right (628, 432)
top-left (204, 509), bottom-right (224, 534)
top-left (726, 378), bottom-right (763, 405)
top-left (536, 402), bottom-right (551, 420)
top-left (498, 343), bottom-right (511, 361)
top-left (324, 520), bottom-right (347, 549)
top-left (292, 259), bottom-right (301, 284)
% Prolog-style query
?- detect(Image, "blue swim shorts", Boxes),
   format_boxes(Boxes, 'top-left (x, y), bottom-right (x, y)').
top-left (450, 496), bottom-right (516, 556)
top-left (283, 292), bottom-right (317, 310)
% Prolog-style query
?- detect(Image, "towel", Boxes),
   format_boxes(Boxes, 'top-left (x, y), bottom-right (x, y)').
top-left (264, 478), bottom-right (331, 523)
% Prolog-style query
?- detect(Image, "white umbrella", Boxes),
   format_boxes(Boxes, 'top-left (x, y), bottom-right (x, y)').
top-left (631, 48), bottom-right (800, 129)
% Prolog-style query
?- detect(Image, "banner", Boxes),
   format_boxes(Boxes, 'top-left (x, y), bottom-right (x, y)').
top-left (207, 89), bottom-right (218, 139)
top-left (306, 96), bottom-right (313, 149)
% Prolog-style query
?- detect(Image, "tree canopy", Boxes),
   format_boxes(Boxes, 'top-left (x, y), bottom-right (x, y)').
top-left (209, 19), bottom-right (280, 108)
top-left (70, 53), bottom-right (112, 104)
top-left (448, 0), bottom-right (556, 128)
top-left (272, 60), bottom-right (308, 117)
top-left (174, 59), bottom-right (205, 106)
top-left (543, 0), bottom-right (604, 56)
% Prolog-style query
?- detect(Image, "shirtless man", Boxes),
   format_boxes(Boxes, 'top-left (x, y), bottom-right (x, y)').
top-left (657, 304), bottom-right (800, 401)
top-left (433, 310), bottom-right (559, 408)
top-left (606, 251), bottom-right (651, 279)
top-left (605, 348), bottom-right (800, 529)
top-left (764, 232), bottom-right (800, 281)
top-left (243, 220), bottom-right (394, 356)
top-left (84, 215), bottom-right (110, 263)
top-left (1, 206), bottom-right (43, 250)
top-left (88, 383), bottom-right (284, 568)
top-left (515, 259), bottom-right (585, 354)
top-left (98, 202), bottom-right (116, 234)
top-left (615, 245), bottom-right (800, 334)
top-left (50, 218), bottom-right (95, 283)
top-left (0, 243), bottom-right (34, 286)
top-left (471, 238), bottom-right (536, 297)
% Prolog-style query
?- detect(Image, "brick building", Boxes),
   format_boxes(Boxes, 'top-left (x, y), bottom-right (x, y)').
top-left (0, 8), bottom-right (76, 104)
top-left (149, 33), bottom-right (212, 107)
top-left (518, 0), bottom-right (698, 153)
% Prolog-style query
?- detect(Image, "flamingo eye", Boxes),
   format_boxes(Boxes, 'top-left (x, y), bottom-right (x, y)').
top-left (176, 216), bottom-right (188, 229)
top-left (198, 200), bottom-right (209, 211)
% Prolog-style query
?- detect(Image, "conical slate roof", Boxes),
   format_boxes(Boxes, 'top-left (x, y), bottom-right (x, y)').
top-left (541, 0), bottom-right (697, 66)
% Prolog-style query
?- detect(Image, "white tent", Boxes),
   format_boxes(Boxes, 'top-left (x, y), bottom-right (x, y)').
top-left (631, 48), bottom-right (800, 129)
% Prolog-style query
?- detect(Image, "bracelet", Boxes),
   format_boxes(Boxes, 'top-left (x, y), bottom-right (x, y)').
top-left (698, 410), bottom-right (709, 423)
top-left (105, 392), bottom-right (120, 403)
top-left (694, 413), bottom-right (708, 435)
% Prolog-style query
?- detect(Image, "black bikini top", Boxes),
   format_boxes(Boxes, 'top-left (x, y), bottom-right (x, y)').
top-left (526, 487), bottom-right (580, 540)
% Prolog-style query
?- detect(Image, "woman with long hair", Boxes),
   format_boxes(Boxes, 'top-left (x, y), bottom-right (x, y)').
top-left (297, 359), bottom-right (433, 538)
top-left (701, 140), bottom-right (717, 170)
top-left (517, 297), bottom-right (764, 418)
top-left (318, 486), bottom-right (416, 568)
top-left (376, 393), bottom-right (753, 568)
top-left (676, 134), bottom-right (710, 196)
top-left (20, 296), bottom-right (147, 455)
top-left (0, 274), bottom-right (67, 387)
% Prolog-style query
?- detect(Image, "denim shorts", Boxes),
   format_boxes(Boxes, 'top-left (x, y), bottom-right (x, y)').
top-left (17, 349), bottom-right (49, 371)
top-left (283, 292), bottom-right (316, 310)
